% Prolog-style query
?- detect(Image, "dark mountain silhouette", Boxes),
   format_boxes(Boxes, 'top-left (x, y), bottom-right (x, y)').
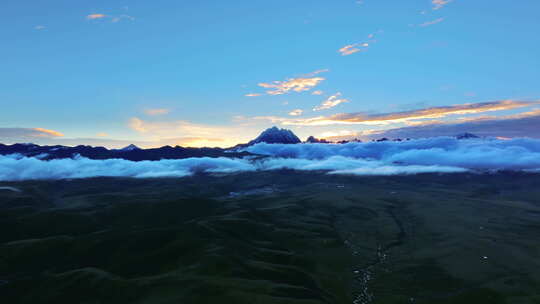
top-left (456, 132), bottom-right (480, 139)
top-left (305, 136), bottom-right (330, 143)
top-left (0, 143), bottom-right (251, 161)
top-left (119, 144), bottom-right (141, 151)
top-left (248, 126), bottom-right (301, 145)
top-left (231, 126), bottom-right (302, 150)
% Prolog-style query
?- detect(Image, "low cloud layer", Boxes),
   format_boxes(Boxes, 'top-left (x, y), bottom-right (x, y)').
top-left (246, 137), bottom-right (540, 170)
top-left (0, 155), bottom-right (255, 181)
top-left (1, 137), bottom-right (540, 181)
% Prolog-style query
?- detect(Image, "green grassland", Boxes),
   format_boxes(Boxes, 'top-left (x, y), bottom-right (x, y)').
top-left (1, 171), bottom-right (539, 303)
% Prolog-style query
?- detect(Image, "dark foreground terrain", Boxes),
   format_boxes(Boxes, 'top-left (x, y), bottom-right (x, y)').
top-left (1, 171), bottom-right (539, 304)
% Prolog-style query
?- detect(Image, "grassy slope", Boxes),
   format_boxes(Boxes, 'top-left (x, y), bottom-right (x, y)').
top-left (0, 171), bottom-right (539, 304)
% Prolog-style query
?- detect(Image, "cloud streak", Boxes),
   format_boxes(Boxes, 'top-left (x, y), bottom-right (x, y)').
top-left (87, 14), bottom-right (107, 20)
top-left (0, 128), bottom-right (64, 140)
top-left (144, 108), bottom-right (170, 116)
top-left (128, 117), bottom-right (255, 148)
top-left (86, 13), bottom-right (134, 22)
top-left (282, 100), bottom-right (536, 126)
top-left (338, 43), bottom-right (369, 56)
top-left (256, 70), bottom-right (327, 95)
top-left (432, 0), bottom-right (452, 10)
top-left (313, 93), bottom-right (349, 111)
top-left (361, 110), bottom-right (540, 140)
top-left (289, 109), bottom-right (303, 116)
top-left (338, 32), bottom-right (379, 56)
top-left (419, 18), bottom-right (445, 27)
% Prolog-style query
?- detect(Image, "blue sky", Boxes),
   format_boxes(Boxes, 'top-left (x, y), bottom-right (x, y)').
top-left (1, 0), bottom-right (539, 147)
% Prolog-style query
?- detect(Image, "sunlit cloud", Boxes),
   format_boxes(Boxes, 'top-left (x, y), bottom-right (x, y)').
top-left (245, 93), bottom-right (262, 97)
top-left (262, 100), bottom-right (537, 126)
top-left (313, 93), bottom-right (350, 111)
top-left (312, 90), bottom-right (323, 95)
top-left (87, 14), bottom-right (107, 20)
top-left (338, 32), bottom-right (378, 56)
top-left (419, 18), bottom-right (444, 27)
top-left (0, 128), bottom-right (64, 143)
top-left (86, 13), bottom-right (134, 23)
top-left (339, 43), bottom-right (369, 56)
top-left (257, 70), bottom-right (327, 95)
top-left (128, 117), bottom-right (255, 148)
top-left (96, 132), bottom-right (109, 137)
top-left (362, 110), bottom-right (540, 140)
top-left (432, 0), bottom-right (452, 10)
top-left (112, 15), bottom-right (135, 22)
top-left (289, 109), bottom-right (303, 116)
top-left (319, 130), bottom-right (358, 138)
top-left (144, 108), bottom-right (170, 116)
top-left (33, 128), bottom-right (64, 137)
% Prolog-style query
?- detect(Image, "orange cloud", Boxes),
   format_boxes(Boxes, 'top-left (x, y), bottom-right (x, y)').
top-left (87, 14), bottom-right (107, 20)
top-left (338, 33), bottom-right (378, 56)
top-left (258, 70), bottom-right (327, 95)
top-left (419, 18), bottom-right (444, 27)
top-left (339, 43), bottom-right (369, 56)
top-left (280, 100), bottom-right (537, 126)
top-left (33, 128), bottom-right (64, 137)
top-left (432, 0), bottom-right (452, 10)
top-left (313, 93), bottom-right (350, 111)
top-left (289, 109), bottom-right (303, 116)
top-left (245, 93), bottom-right (262, 97)
top-left (128, 117), bottom-right (254, 148)
top-left (312, 90), bottom-right (324, 95)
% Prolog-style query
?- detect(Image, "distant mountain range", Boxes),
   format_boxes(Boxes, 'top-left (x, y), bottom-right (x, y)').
top-left (0, 127), bottom-right (481, 161)
top-left (0, 143), bottom-right (251, 161)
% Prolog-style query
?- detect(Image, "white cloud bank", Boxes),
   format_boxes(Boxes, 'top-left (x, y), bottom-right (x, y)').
top-left (1, 137), bottom-right (540, 181)
top-left (245, 137), bottom-right (540, 171)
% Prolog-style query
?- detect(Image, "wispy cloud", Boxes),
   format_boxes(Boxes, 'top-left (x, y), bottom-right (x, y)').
top-left (112, 15), bottom-right (135, 22)
top-left (339, 43), bottom-right (370, 56)
top-left (432, 0), bottom-right (452, 10)
top-left (245, 93), bottom-right (262, 97)
top-left (362, 110), bottom-right (540, 140)
top-left (289, 109), bottom-right (303, 116)
top-left (419, 18), bottom-right (445, 27)
top-left (312, 90), bottom-right (324, 95)
top-left (313, 93), bottom-right (350, 111)
top-left (144, 108), bottom-right (170, 116)
top-left (32, 128), bottom-right (64, 137)
top-left (338, 32), bottom-right (379, 56)
top-left (86, 13), bottom-right (135, 22)
top-left (0, 128), bottom-right (64, 142)
top-left (128, 117), bottom-right (255, 147)
top-left (96, 132), bottom-right (109, 137)
top-left (256, 70), bottom-right (327, 95)
top-left (264, 100), bottom-right (537, 126)
top-left (34, 25), bottom-right (46, 30)
top-left (87, 14), bottom-right (107, 20)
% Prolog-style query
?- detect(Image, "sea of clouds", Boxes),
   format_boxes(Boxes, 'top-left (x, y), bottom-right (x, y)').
top-left (1, 137), bottom-right (540, 181)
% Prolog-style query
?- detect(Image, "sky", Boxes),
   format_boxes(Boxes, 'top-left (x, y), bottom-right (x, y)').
top-left (1, 0), bottom-right (539, 148)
